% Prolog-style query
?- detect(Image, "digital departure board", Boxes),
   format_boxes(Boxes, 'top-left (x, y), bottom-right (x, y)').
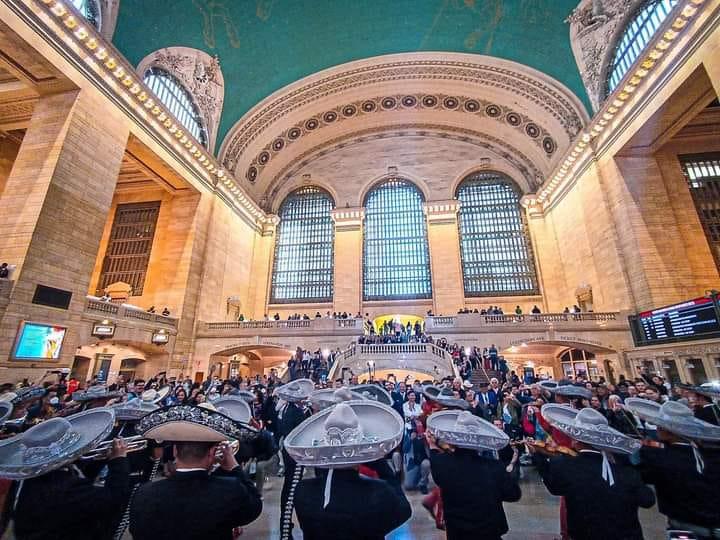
top-left (629, 296), bottom-right (720, 346)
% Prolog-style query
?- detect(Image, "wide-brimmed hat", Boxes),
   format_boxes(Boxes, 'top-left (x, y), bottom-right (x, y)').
top-left (624, 398), bottom-right (720, 441)
top-left (0, 408), bottom-right (115, 479)
top-left (541, 404), bottom-right (641, 454)
top-left (433, 388), bottom-right (469, 410)
top-left (0, 386), bottom-right (46, 406)
top-left (462, 380), bottom-right (473, 389)
top-left (154, 385), bottom-right (171, 402)
top-left (310, 387), bottom-right (364, 411)
top-left (136, 404), bottom-right (257, 443)
top-left (427, 410), bottom-right (509, 451)
top-left (212, 396), bottom-right (252, 424)
top-left (274, 379), bottom-right (314, 402)
top-left (350, 384), bottom-right (392, 406)
top-left (0, 402), bottom-right (13, 426)
top-left (72, 386), bottom-right (122, 402)
top-left (284, 401), bottom-right (403, 468)
top-left (112, 389), bottom-right (164, 421)
top-left (553, 385), bottom-right (592, 400)
top-left (236, 390), bottom-right (256, 403)
top-left (679, 383), bottom-right (720, 401)
top-left (422, 384), bottom-right (441, 401)
top-left (538, 380), bottom-right (558, 392)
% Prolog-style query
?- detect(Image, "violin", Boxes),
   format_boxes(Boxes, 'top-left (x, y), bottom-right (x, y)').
top-left (517, 438), bottom-right (578, 457)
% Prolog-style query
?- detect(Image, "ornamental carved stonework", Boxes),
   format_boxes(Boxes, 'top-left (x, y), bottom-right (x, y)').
top-left (137, 47), bottom-right (225, 153)
top-left (567, 0), bottom-right (640, 112)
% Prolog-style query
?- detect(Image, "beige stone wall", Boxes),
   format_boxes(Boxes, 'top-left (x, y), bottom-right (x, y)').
top-left (0, 135), bottom-right (20, 197)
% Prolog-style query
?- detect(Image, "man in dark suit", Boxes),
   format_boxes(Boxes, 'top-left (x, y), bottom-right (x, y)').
top-left (14, 439), bottom-right (130, 540)
top-left (130, 441), bottom-right (262, 540)
top-left (294, 459), bottom-right (411, 539)
top-left (475, 382), bottom-right (498, 420)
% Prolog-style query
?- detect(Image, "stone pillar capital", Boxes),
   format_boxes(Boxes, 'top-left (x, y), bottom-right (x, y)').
top-left (261, 214), bottom-right (280, 236)
top-left (331, 207), bottom-right (365, 230)
top-left (423, 200), bottom-right (460, 223)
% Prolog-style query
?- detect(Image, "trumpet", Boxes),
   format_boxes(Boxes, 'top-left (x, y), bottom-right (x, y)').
top-left (81, 435), bottom-right (148, 460)
top-left (214, 439), bottom-right (240, 459)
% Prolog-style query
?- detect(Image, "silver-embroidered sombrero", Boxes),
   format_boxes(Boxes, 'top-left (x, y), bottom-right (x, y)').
top-left (72, 386), bottom-right (122, 402)
top-left (679, 383), bottom-right (720, 401)
top-left (350, 384), bottom-right (392, 406)
top-left (236, 390), bottom-right (256, 403)
top-left (625, 398), bottom-right (720, 441)
top-left (542, 404), bottom-right (641, 454)
top-left (0, 407), bottom-right (115, 479)
top-left (427, 410), bottom-right (509, 451)
top-left (538, 380), bottom-right (559, 392)
top-left (433, 388), bottom-right (470, 410)
top-left (422, 385), bottom-right (441, 402)
top-left (213, 396), bottom-right (253, 424)
top-left (0, 401), bottom-right (12, 426)
top-left (0, 386), bottom-right (46, 406)
top-left (154, 385), bottom-right (172, 402)
top-left (554, 385), bottom-right (592, 400)
top-left (136, 404), bottom-right (257, 443)
top-left (112, 389), bottom-right (164, 421)
top-left (274, 379), bottom-right (315, 403)
top-left (310, 387), bottom-right (364, 411)
top-left (284, 401), bottom-right (403, 468)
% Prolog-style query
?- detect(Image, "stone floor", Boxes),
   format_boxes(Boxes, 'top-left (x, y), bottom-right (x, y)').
top-left (241, 466), bottom-right (668, 539)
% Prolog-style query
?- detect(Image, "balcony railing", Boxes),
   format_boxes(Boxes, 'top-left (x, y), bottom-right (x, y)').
top-left (84, 296), bottom-right (178, 328)
top-left (425, 311), bottom-right (622, 330)
top-left (200, 317), bottom-right (363, 335)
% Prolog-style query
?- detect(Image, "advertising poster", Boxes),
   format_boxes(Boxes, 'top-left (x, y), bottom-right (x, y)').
top-left (14, 323), bottom-right (67, 360)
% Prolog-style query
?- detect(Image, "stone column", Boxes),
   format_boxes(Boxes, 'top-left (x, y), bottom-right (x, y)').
top-left (424, 201), bottom-right (464, 316)
top-left (331, 208), bottom-right (364, 315)
top-left (0, 90), bottom-right (129, 368)
top-left (247, 216), bottom-right (279, 319)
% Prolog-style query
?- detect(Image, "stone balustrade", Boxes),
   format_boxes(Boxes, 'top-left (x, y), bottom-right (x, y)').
top-left (84, 296), bottom-right (178, 329)
top-left (425, 311), bottom-right (624, 331)
top-left (198, 317), bottom-right (363, 337)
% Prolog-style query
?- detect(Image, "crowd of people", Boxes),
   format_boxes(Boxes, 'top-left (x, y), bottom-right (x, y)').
top-left (0, 363), bottom-right (718, 540)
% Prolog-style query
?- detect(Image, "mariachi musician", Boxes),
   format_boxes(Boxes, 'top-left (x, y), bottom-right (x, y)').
top-left (531, 404), bottom-right (655, 540)
top-left (681, 383), bottom-right (720, 426)
top-left (625, 398), bottom-right (720, 539)
top-left (0, 407), bottom-right (130, 540)
top-left (130, 403), bottom-right (262, 540)
top-left (274, 379), bottom-right (314, 540)
top-left (287, 400), bottom-right (411, 539)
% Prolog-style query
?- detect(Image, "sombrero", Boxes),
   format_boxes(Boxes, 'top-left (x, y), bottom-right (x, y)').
top-left (433, 388), bottom-right (470, 410)
top-left (274, 379), bottom-right (314, 403)
top-left (112, 389), bottom-right (164, 421)
top-left (212, 396), bottom-right (253, 424)
top-left (350, 384), bottom-right (392, 406)
top-left (422, 384), bottom-right (441, 402)
top-left (554, 385), bottom-right (592, 400)
top-left (136, 404), bottom-right (257, 443)
top-left (624, 398), bottom-right (720, 441)
top-left (72, 386), bottom-right (122, 402)
top-left (541, 404), bottom-right (641, 454)
top-left (0, 386), bottom-right (46, 406)
top-left (427, 410), bottom-right (509, 451)
top-left (679, 383), bottom-right (720, 401)
top-left (310, 387), bottom-right (364, 411)
top-left (0, 408), bottom-right (115, 479)
top-left (538, 380), bottom-right (558, 392)
top-left (0, 401), bottom-right (12, 426)
top-left (284, 401), bottom-right (403, 468)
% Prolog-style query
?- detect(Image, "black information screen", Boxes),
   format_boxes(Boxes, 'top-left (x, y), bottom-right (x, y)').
top-left (629, 297), bottom-right (720, 346)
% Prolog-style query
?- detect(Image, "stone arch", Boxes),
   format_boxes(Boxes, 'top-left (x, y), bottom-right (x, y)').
top-left (137, 47), bottom-right (225, 153)
top-left (358, 171), bottom-right (431, 208)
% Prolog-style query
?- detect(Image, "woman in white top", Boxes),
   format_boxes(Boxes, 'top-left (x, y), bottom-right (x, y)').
top-left (403, 390), bottom-right (422, 422)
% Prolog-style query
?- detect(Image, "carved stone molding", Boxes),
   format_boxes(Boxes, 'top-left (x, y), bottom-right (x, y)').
top-left (424, 200), bottom-right (460, 224)
top-left (97, 0), bottom-right (120, 41)
top-left (264, 124), bottom-right (545, 208)
top-left (137, 46), bottom-right (225, 153)
top-left (567, 0), bottom-right (642, 112)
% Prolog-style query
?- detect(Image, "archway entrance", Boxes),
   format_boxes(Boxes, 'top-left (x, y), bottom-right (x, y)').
top-left (370, 314), bottom-right (424, 336)
top-left (207, 344), bottom-right (296, 379)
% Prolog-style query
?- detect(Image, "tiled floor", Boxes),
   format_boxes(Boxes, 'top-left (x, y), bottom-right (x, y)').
top-left (241, 466), bottom-right (668, 539)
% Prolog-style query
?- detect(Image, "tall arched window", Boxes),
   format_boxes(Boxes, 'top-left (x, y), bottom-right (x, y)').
top-left (143, 67), bottom-right (208, 147)
top-left (270, 186), bottom-right (334, 303)
top-left (605, 0), bottom-right (678, 95)
top-left (70, 0), bottom-right (101, 29)
top-left (363, 178), bottom-right (432, 301)
top-left (456, 172), bottom-right (538, 296)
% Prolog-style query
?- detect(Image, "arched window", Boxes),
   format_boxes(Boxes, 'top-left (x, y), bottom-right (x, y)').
top-left (270, 186), bottom-right (335, 303)
top-left (143, 67), bottom-right (208, 147)
top-left (605, 0), bottom-right (678, 95)
top-left (456, 172), bottom-right (538, 296)
top-left (70, 0), bottom-right (101, 29)
top-left (363, 178), bottom-right (432, 301)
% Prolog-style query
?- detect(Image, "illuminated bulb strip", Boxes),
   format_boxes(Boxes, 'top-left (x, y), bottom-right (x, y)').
top-left (36, 0), bottom-right (269, 223)
top-left (534, 0), bottom-right (705, 208)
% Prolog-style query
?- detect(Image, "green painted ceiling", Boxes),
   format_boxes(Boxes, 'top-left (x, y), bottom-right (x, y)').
top-left (113, 0), bottom-right (589, 152)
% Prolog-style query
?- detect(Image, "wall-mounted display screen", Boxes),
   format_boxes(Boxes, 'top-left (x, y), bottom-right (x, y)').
top-left (13, 322), bottom-right (67, 360)
top-left (629, 296), bottom-right (720, 347)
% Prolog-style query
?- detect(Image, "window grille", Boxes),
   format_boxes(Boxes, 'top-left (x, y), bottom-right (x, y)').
top-left (143, 67), bottom-right (208, 147)
top-left (270, 187), bottom-right (334, 303)
top-left (680, 154), bottom-right (720, 270)
top-left (97, 202), bottom-right (161, 296)
top-left (606, 0), bottom-right (678, 95)
top-left (70, 0), bottom-right (100, 29)
top-left (363, 178), bottom-right (432, 301)
top-left (456, 172), bottom-right (538, 296)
